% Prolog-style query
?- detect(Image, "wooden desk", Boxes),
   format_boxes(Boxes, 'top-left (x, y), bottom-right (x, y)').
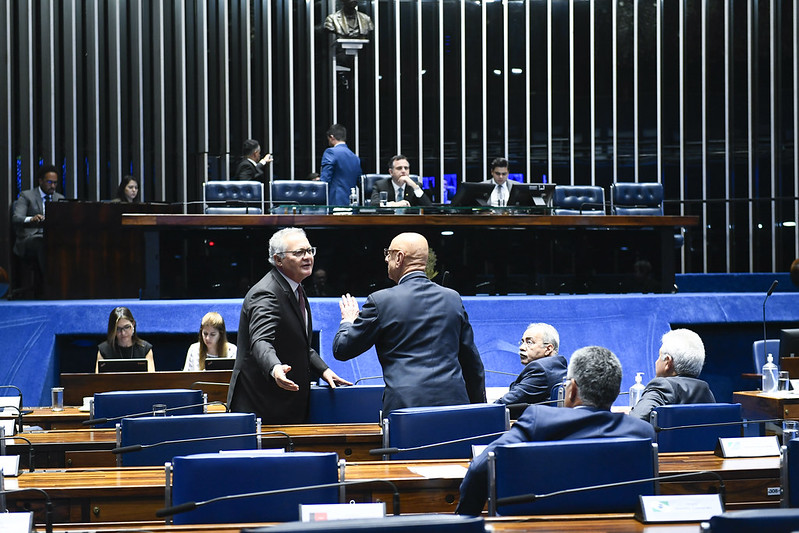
top-left (7, 452), bottom-right (779, 523)
top-left (59, 371), bottom-right (232, 405)
top-left (732, 390), bottom-right (799, 421)
top-left (16, 407), bottom-right (90, 430)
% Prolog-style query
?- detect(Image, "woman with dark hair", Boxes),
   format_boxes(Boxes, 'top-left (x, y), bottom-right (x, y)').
top-left (95, 306), bottom-right (155, 372)
top-left (111, 175), bottom-right (140, 203)
top-left (183, 312), bottom-right (237, 371)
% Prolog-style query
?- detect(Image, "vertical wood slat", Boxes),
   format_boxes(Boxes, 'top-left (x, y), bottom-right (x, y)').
top-left (525, 0), bottom-right (531, 182)
top-left (547, 0), bottom-right (553, 183)
top-left (266, 0), bottom-right (274, 183)
top-left (89, 0), bottom-right (100, 198)
top-left (481, 0), bottom-right (487, 180)
top-left (134, 0), bottom-right (145, 197)
top-left (724, 0), bottom-right (731, 272)
top-left (590, 0), bottom-right (596, 185)
top-left (568, 0), bottom-right (574, 184)
top-left (1, 0), bottom-right (10, 199)
top-left (309, 0), bottom-right (316, 171)
top-left (460, 0), bottom-right (465, 183)
top-left (503, 0), bottom-right (509, 160)
top-left (221, 0), bottom-right (231, 179)
top-left (155, 0), bottom-right (167, 200)
top-left (177, 0), bottom-right (188, 209)
top-left (373, 0), bottom-right (380, 172)
top-left (417, 0), bottom-right (423, 178)
top-left (65, 0), bottom-right (78, 199)
top-left (795, 0), bottom-right (799, 259)
top-left (701, 0), bottom-right (708, 273)
top-left (45, 0), bottom-right (56, 167)
top-left (288, 0), bottom-right (296, 179)
top-left (109, 0), bottom-right (122, 184)
top-left (612, 0), bottom-right (617, 184)
top-left (768, 0), bottom-right (777, 272)
top-left (633, 0), bottom-right (639, 182)
top-left (395, 0), bottom-right (401, 155)
top-left (679, 0), bottom-right (686, 273)
top-left (438, 0), bottom-right (444, 198)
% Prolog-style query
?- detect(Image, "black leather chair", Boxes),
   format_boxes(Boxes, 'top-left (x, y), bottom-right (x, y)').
top-left (271, 180), bottom-right (328, 213)
top-left (552, 185), bottom-right (606, 215)
top-left (610, 182), bottom-right (664, 215)
top-left (202, 181), bottom-right (264, 214)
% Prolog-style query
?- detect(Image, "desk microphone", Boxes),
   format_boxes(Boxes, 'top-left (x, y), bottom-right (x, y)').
top-left (353, 376), bottom-right (384, 385)
top-left (763, 280), bottom-right (779, 364)
top-left (653, 418), bottom-right (784, 432)
top-left (495, 470), bottom-right (726, 508)
top-left (82, 400), bottom-right (229, 426)
top-left (155, 479), bottom-right (401, 518)
top-left (0, 433), bottom-right (35, 472)
top-left (485, 369), bottom-right (518, 377)
top-left (370, 431), bottom-right (507, 456)
top-left (112, 430), bottom-right (294, 454)
top-left (0, 487), bottom-right (53, 533)
top-left (0, 405), bottom-right (34, 435)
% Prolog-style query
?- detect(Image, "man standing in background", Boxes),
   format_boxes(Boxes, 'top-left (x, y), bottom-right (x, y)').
top-left (320, 124), bottom-right (362, 205)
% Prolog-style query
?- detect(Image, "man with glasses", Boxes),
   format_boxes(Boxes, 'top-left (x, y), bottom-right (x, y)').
top-left (333, 232), bottom-right (485, 415)
top-left (494, 323), bottom-right (567, 408)
top-left (229, 227), bottom-right (351, 423)
top-left (456, 345), bottom-right (655, 516)
top-left (12, 164), bottom-right (65, 283)
top-left (369, 155), bottom-right (432, 208)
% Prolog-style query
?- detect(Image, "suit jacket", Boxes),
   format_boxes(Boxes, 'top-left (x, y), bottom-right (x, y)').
top-left (320, 143), bottom-right (362, 206)
top-left (495, 354), bottom-right (568, 406)
top-left (228, 269), bottom-right (329, 424)
top-left (629, 376), bottom-right (716, 421)
top-left (233, 158), bottom-right (265, 182)
top-left (12, 187), bottom-right (65, 256)
top-left (456, 405), bottom-right (656, 515)
top-left (333, 271), bottom-right (485, 414)
top-left (370, 178), bottom-right (432, 207)
top-left (481, 178), bottom-right (514, 207)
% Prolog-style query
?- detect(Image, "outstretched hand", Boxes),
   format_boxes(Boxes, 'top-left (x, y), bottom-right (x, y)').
top-left (339, 293), bottom-right (360, 324)
top-left (272, 364), bottom-right (299, 391)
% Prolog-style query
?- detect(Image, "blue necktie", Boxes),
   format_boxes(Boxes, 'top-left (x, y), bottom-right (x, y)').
top-left (397, 187), bottom-right (404, 202)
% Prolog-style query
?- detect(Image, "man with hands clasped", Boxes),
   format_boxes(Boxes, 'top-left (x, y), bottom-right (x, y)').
top-left (369, 155), bottom-right (432, 208)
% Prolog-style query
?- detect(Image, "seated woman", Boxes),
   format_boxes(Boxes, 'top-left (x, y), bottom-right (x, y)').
top-left (95, 306), bottom-right (155, 372)
top-left (111, 175), bottom-right (140, 203)
top-left (183, 312), bottom-right (237, 371)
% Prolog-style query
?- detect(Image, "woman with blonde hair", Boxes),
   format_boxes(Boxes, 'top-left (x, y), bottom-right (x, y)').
top-left (183, 312), bottom-right (237, 371)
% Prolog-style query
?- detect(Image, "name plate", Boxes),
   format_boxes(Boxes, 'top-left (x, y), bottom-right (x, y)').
top-left (0, 512), bottom-right (33, 533)
top-left (636, 494), bottom-right (723, 523)
top-left (714, 436), bottom-right (780, 458)
top-left (300, 502), bottom-right (385, 522)
top-left (0, 455), bottom-right (20, 477)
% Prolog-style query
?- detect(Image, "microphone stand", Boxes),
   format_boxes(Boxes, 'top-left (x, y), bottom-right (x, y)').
top-left (0, 487), bottom-right (53, 533)
top-left (370, 431), bottom-right (507, 456)
top-left (0, 432), bottom-right (35, 472)
top-left (83, 400), bottom-right (229, 426)
top-left (112, 430), bottom-right (294, 454)
top-left (0, 405), bottom-right (33, 436)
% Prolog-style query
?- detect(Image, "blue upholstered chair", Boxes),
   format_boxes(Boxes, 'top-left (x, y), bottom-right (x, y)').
top-left (271, 180), bottom-right (328, 213)
top-left (382, 403), bottom-right (509, 460)
top-left (307, 385), bottom-right (384, 424)
top-left (92, 389), bottom-right (204, 429)
top-left (117, 412), bottom-right (258, 466)
top-left (203, 180), bottom-right (264, 214)
top-left (782, 437), bottom-right (799, 508)
top-left (610, 182), bottom-right (664, 215)
top-left (552, 185), bottom-right (606, 215)
top-left (242, 515), bottom-right (487, 532)
top-left (753, 339), bottom-right (780, 376)
top-left (487, 437), bottom-right (658, 516)
top-left (168, 451), bottom-right (339, 524)
top-left (650, 403), bottom-right (742, 452)
top-left (702, 509), bottom-right (799, 532)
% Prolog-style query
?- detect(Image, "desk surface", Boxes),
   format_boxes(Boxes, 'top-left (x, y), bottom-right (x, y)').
top-left (732, 390), bottom-right (799, 420)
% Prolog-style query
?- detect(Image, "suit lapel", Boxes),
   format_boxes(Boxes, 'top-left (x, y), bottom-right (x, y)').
top-left (272, 269), bottom-right (310, 341)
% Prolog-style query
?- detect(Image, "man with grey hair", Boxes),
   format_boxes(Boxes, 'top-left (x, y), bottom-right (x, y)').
top-left (494, 323), bottom-right (567, 407)
top-left (229, 227), bottom-right (351, 423)
top-left (456, 346), bottom-right (655, 516)
top-left (629, 328), bottom-right (715, 421)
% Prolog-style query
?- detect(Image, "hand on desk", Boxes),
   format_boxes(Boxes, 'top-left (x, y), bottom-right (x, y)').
top-left (322, 368), bottom-right (353, 388)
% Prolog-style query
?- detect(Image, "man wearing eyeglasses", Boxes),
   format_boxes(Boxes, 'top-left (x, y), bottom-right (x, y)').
top-left (229, 227), bottom-right (352, 424)
top-left (494, 323), bottom-right (567, 409)
top-left (333, 232), bottom-right (485, 415)
top-left (12, 164), bottom-right (65, 283)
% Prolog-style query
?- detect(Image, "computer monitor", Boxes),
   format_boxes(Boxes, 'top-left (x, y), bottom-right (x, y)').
top-left (205, 357), bottom-right (236, 371)
top-left (779, 328), bottom-right (799, 359)
top-left (507, 183), bottom-right (556, 210)
top-left (97, 358), bottom-right (148, 373)
top-left (449, 182), bottom-right (495, 207)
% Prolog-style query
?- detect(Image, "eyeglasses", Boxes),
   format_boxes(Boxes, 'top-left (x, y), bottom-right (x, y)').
top-left (281, 247), bottom-right (316, 258)
top-left (383, 248), bottom-right (402, 258)
top-left (519, 338), bottom-right (537, 347)
top-left (116, 324), bottom-right (133, 334)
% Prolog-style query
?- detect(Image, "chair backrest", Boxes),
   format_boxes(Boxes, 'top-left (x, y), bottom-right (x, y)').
top-left (118, 412), bottom-right (257, 466)
top-left (307, 385), bottom-right (384, 424)
top-left (487, 437), bottom-right (657, 516)
top-left (552, 185), bottom-right (606, 215)
top-left (383, 403), bottom-right (509, 460)
top-left (92, 389), bottom-right (204, 429)
top-left (610, 182), bottom-right (664, 215)
top-left (651, 403), bottom-right (742, 452)
top-left (361, 174), bottom-right (389, 205)
top-left (271, 180), bottom-right (328, 212)
top-left (753, 339), bottom-right (781, 374)
top-left (246, 515), bottom-right (486, 532)
top-left (169, 451), bottom-right (339, 524)
top-left (203, 181), bottom-right (264, 214)
top-left (704, 509), bottom-right (799, 532)
top-left (782, 437), bottom-right (799, 508)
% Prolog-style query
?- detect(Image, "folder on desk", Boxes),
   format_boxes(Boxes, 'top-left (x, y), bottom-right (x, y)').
top-left (0, 454), bottom-right (20, 477)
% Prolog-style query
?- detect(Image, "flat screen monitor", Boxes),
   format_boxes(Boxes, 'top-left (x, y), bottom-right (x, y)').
top-left (205, 357), bottom-right (236, 371)
top-left (779, 328), bottom-right (799, 359)
top-left (449, 182), bottom-right (495, 207)
top-left (97, 358), bottom-right (148, 373)
top-left (507, 183), bottom-right (556, 210)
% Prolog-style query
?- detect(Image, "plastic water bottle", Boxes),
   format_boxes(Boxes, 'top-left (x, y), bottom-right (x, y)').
top-left (349, 187), bottom-right (359, 207)
top-left (629, 372), bottom-right (645, 407)
top-left (762, 353), bottom-right (779, 392)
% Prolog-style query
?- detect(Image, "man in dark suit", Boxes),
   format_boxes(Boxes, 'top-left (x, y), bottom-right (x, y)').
top-left (12, 164), bottom-right (65, 275)
top-left (320, 124), bottom-right (362, 205)
top-left (629, 328), bottom-right (715, 420)
top-left (494, 322), bottom-right (567, 407)
top-left (233, 139), bottom-right (273, 182)
top-left (333, 232), bottom-right (485, 415)
top-left (482, 157), bottom-right (514, 207)
top-left (456, 345), bottom-right (656, 515)
top-left (369, 155), bottom-right (432, 207)
top-left (228, 227), bottom-right (351, 424)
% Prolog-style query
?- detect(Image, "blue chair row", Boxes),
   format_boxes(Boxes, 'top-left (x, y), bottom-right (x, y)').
top-left (306, 385), bottom-right (384, 424)
top-left (651, 403), bottom-right (743, 453)
top-left (552, 182), bottom-right (664, 216)
top-left (92, 389), bottom-right (205, 429)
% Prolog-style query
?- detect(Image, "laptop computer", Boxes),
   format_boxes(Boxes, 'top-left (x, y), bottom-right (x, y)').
top-left (97, 358), bottom-right (148, 373)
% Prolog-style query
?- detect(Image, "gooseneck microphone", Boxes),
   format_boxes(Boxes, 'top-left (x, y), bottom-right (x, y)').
top-left (0, 487), bottom-right (53, 533)
top-left (155, 479), bottom-right (401, 518)
top-left (82, 400), bottom-right (229, 426)
top-left (496, 470), bottom-right (726, 508)
top-left (0, 434), bottom-right (35, 472)
top-left (112, 430), bottom-right (294, 454)
top-left (653, 417), bottom-right (784, 433)
top-left (353, 376), bottom-right (383, 385)
top-left (763, 280), bottom-right (779, 363)
top-left (369, 431), bottom-right (507, 456)
top-left (0, 405), bottom-right (33, 435)
top-left (485, 369), bottom-right (518, 377)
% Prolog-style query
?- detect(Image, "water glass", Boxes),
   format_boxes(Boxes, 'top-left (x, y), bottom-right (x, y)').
top-left (152, 403), bottom-right (167, 417)
top-left (51, 387), bottom-right (64, 411)
top-left (784, 420), bottom-right (799, 445)
top-left (778, 371), bottom-right (791, 391)
top-left (379, 191), bottom-right (388, 207)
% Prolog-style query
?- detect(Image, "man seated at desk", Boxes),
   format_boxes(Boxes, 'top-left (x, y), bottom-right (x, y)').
top-left (629, 328), bottom-right (715, 420)
top-left (370, 155), bottom-right (432, 208)
top-left (456, 345), bottom-right (655, 515)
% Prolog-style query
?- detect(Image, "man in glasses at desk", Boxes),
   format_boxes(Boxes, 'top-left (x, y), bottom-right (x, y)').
top-left (229, 227), bottom-right (351, 424)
